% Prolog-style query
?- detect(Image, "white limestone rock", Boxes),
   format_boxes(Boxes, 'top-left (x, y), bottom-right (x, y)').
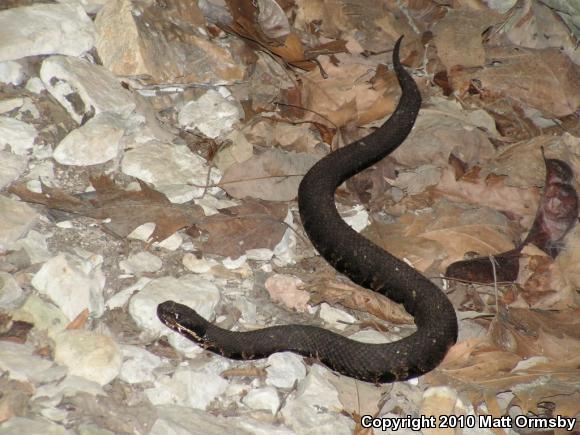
top-left (0, 196), bottom-right (39, 251)
top-left (265, 352), bottom-right (306, 389)
top-left (0, 341), bottom-right (64, 384)
top-left (145, 360), bottom-right (230, 410)
top-left (0, 1), bottom-right (95, 62)
top-left (0, 272), bottom-right (24, 309)
top-left (178, 89), bottom-right (242, 139)
top-left (0, 416), bottom-right (72, 435)
top-left (280, 365), bottom-right (354, 434)
top-left (121, 141), bottom-right (221, 203)
top-left (319, 303), bottom-right (357, 331)
top-left (119, 345), bottom-right (163, 384)
top-left (11, 294), bottom-right (69, 337)
top-left (242, 386), bottom-right (280, 415)
top-left (119, 251), bottom-right (163, 275)
top-left (40, 55), bottom-right (135, 124)
top-left (53, 330), bottom-right (122, 386)
top-left (0, 116), bottom-right (37, 155)
top-left (52, 112), bottom-right (127, 165)
top-left (31, 252), bottom-right (106, 321)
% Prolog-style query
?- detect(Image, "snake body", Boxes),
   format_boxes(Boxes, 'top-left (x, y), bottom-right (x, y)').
top-left (157, 36), bottom-right (458, 383)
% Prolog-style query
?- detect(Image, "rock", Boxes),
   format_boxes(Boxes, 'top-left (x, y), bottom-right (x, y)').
top-left (265, 352), bottom-right (306, 389)
top-left (33, 375), bottom-right (106, 402)
top-left (242, 386), bottom-right (280, 415)
top-left (0, 2), bottom-right (95, 62)
top-left (121, 141), bottom-right (221, 203)
top-left (178, 89), bottom-right (242, 139)
top-left (0, 196), bottom-right (39, 251)
top-left (119, 251), bottom-right (163, 275)
top-left (0, 60), bottom-right (25, 85)
top-left (145, 361), bottom-right (230, 410)
top-left (280, 365), bottom-right (354, 434)
top-left (319, 303), bottom-right (356, 330)
top-left (0, 116), bottom-right (37, 155)
top-left (0, 341), bottom-right (63, 384)
top-left (0, 271), bottom-right (24, 309)
top-left (0, 416), bottom-right (71, 435)
top-left (31, 252), bottom-right (106, 321)
top-left (348, 329), bottom-right (399, 344)
top-left (119, 345), bottom-right (163, 384)
top-left (10, 229), bottom-right (52, 265)
top-left (94, 0), bottom-right (243, 84)
top-left (182, 254), bottom-right (219, 273)
top-left (53, 330), bottom-right (122, 386)
top-left (52, 112), bottom-right (127, 165)
top-left (11, 294), bottom-right (69, 337)
top-left (40, 55), bottom-right (135, 124)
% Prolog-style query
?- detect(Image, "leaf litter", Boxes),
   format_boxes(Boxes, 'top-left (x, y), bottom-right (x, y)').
top-left (2, 0), bottom-right (579, 432)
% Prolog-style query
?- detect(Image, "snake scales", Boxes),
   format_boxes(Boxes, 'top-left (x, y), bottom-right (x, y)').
top-left (157, 36), bottom-right (458, 383)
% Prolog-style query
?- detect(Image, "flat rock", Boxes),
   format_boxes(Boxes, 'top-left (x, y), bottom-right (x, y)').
top-left (0, 195), bottom-right (39, 251)
top-left (40, 55), bottom-right (135, 124)
top-left (0, 116), bottom-right (37, 155)
top-left (52, 112), bottom-right (127, 165)
top-left (145, 361), bottom-right (230, 410)
top-left (119, 251), bottom-right (163, 275)
top-left (53, 330), bottom-right (122, 386)
top-left (242, 386), bottom-right (280, 415)
top-left (0, 416), bottom-right (72, 435)
top-left (31, 252), bottom-right (106, 321)
top-left (178, 89), bottom-right (242, 139)
top-left (0, 341), bottom-right (63, 384)
top-left (0, 1), bottom-right (95, 62)
top-left (121, 141), bottom-right (221, 202)
top-left (95, 0), bottom-right (243, 84)
top-left (280, 365), bottom-right (354, 434)
top-left (265, 352), bottom-right (306, 389)
top-left (0, 271), bottom-right (24, 308)
top-left (119, 345), bottom-right (163, 384)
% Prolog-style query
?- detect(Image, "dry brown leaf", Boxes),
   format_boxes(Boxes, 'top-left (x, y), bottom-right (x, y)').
top-left (197, 198), bottom-right (288, 258)
top-left (223, 0), bottom-right (346, 70)
top-left (450, 46), bottom-right (580, 118)
top-left (433, 166), bottom-right (539, 222)
top-left (9, 176), bottom-right (204, 243)
top-left (309, 279), bottom-right (413, 325)
top-left (391, 101), bottom-right (498, 168)
top-left (301, 55), bottom-right (398, 128)
top-left (245, 119), bottom-right (322, 153)
top-left (497, 0), bottom-right (578, 64)
top-left (220, 148), bottom-right (317, 201)
top-left (66, 308), bottom-right (89, 330)
top-left (433, 8), bottom-right (503, 69)
top-left (366, 200), bottom-right (517, 272)
top-left (220, 366), bottom-right (267, 379)
top-left (481, 137), bottom-right (580, 191)
top-left (490, 307), bottom-right (580, 360)
top-left (428, 337), bottom-right (580, 417)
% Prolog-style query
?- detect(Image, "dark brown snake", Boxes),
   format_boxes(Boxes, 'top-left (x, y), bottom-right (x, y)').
top-left (157, 36), bottom-right (458, 383)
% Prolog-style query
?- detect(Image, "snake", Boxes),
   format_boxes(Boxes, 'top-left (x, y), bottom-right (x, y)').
top-left (157, 36), bottom-right (458, 383)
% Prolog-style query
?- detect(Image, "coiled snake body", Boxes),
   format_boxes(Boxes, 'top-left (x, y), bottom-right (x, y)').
top-left (157, 36), bottom-right (458, 383)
